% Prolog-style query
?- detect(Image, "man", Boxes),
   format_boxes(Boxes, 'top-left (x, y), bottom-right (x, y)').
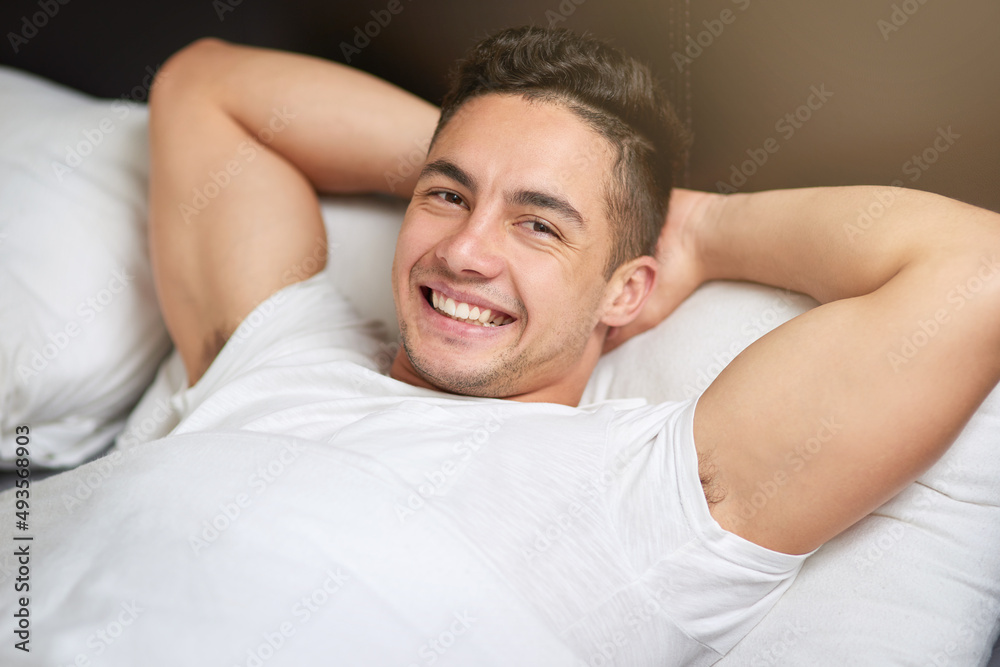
top-left (142, 26), bottom-right (999, 664)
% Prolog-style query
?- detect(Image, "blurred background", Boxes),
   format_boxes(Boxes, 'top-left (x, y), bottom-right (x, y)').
top-left (0, 0), bottom-right (997, 211)
top-left (1, 1), bottom-right (998, 663)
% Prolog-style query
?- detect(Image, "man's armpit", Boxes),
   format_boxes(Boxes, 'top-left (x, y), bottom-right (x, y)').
top-left (186, 327), bottom-right (230, 388)
top-left (698, 446), bottom-right (727, 507)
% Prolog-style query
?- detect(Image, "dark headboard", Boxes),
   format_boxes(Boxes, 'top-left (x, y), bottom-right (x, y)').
top-left (2, 0), bottom-right (997, 211)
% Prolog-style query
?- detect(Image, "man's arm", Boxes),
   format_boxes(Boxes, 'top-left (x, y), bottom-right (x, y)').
top-left (148, 39), bottom-right (439, 387)
top-left (684, 186), bottom-right (1000, 554)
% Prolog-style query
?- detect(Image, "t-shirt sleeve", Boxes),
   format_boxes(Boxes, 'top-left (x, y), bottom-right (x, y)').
top-left (606, 396), bottom-right (817, 656)
top-left (170, 271), bottom-right (390, 428)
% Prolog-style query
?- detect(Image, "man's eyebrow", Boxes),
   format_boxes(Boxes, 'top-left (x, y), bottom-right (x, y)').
top-left (419, 158), bottom-right (586, 232)
top-left (418, 159), bottom-right (477, 194)
top-left (510, 189), bottom-right (586, 232)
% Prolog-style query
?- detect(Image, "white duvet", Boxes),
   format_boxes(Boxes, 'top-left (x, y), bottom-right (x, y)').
top-left (4, 431), bottom-right (586, 666)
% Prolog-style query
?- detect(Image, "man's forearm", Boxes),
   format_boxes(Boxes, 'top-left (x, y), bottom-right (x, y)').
top-left (698, 186), bottom-right (1000, 303)
top-left (154, 38), bottom-right (439, 197)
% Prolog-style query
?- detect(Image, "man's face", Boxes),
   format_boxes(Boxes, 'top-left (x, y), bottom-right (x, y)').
top-left (390, 93), bottom-right (628, 403)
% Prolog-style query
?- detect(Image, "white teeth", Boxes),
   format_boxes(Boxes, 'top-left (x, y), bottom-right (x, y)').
top-left (428, 289), bottom-right (512, 327)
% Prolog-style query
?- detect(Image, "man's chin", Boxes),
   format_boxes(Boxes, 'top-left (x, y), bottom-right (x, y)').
top-left (414, 361), bottom-right (509, 398)
top-left (398, 341), bottom-right (518, 399)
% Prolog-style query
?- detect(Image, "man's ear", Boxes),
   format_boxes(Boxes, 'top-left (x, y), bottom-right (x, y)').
top-left (600, 256), bottom-right (657, 328)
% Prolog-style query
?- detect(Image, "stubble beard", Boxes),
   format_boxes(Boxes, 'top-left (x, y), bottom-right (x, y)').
top-left (397, 308), bottom-right (597, 399)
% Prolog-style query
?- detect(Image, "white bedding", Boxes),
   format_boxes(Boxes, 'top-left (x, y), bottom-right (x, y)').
top-left (8, 431), bottom-right (587, 665)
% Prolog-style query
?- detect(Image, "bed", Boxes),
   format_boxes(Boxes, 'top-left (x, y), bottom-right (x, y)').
top-left (1, 12), bottom-right (999, 666)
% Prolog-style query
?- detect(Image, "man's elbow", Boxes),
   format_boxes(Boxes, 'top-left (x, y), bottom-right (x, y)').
top-left (149, 37), bottom-right (232, 110)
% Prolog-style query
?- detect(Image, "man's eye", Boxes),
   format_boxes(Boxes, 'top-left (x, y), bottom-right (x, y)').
top-left (526, 220), bottom-right (557, 237)
top-left (434, 191), bottom-right (465, 207)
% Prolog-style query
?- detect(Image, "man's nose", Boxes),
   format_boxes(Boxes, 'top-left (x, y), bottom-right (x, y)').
top-left (435, 209), bottom-right (505, 278)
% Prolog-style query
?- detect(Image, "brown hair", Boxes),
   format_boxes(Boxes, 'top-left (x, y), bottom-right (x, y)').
top-left (433, 26), bottom-right (691, 278)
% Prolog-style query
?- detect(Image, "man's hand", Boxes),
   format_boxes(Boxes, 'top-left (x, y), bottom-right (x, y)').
top-left (603, 188), bottom-right (720, 353)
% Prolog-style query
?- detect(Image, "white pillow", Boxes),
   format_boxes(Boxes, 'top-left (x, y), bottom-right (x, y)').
top-left (0, 66), bottom-right (171, 468)
top-left (3, 64), bottom-right (997, 664)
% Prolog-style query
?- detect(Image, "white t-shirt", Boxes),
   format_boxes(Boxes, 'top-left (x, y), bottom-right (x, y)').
top-left (148, 269), bottom-right (810, 666)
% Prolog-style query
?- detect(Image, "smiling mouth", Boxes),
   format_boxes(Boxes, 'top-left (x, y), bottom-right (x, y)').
top-left (422, 287), bottom-right (515, 327)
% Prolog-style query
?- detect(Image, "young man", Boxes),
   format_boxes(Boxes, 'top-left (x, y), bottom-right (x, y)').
top-left (145, 26), bottom-right (1000, 663)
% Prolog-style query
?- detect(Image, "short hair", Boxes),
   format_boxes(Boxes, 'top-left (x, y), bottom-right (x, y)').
top-left (432, 26), bottom-right (692, 278)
